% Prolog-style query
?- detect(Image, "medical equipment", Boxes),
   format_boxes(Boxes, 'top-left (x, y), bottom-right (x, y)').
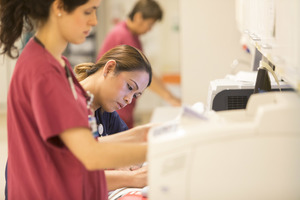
top-left (147, 0), bottom-right (300, 199)
top-left (207, 70), bottom-right (293, 111)
top-left (148, 91), bottom-right (300, 199)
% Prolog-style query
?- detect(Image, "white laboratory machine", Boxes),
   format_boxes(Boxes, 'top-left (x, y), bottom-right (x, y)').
top-left (147, 0), bottom-right (300, 199)
top-left (207, 71), bottom-right (293, 111)
top-left (148, 91), bottom-right (300, 200)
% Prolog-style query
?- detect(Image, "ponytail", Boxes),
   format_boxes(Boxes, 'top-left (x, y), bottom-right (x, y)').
top-left (74, 63), bottom-right (95, 81)
top-left (0, 0), bottom-right (31, 58)
top-left (0, 0), bottom-right (89, 59)
top-left (74, 45), bottom-right (152, 86)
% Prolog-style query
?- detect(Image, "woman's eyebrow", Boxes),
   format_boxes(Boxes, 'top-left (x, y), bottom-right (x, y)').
top-left (130, 79), bottom-right (139, 90)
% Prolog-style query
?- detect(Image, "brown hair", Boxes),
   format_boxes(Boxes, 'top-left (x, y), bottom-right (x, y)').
top-left (74, 44), bottom-right (152, 86)
top-left (0, 0), bottom-right (89, 58)
top-left (128, 0), bottom-right (163, 21)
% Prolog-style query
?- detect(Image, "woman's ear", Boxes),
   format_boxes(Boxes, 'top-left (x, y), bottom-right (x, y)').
top-left (103, 60), bottom-right (116, 77)
top-left (133, 12), bottom-right (144, 23)
top-left (52, 0), bottom-right (64, 17)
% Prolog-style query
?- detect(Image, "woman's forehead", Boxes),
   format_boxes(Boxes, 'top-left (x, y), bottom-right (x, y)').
top-left (121, 70), bottom-right (149, 89)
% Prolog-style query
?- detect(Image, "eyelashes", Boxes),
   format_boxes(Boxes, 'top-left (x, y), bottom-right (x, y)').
top-left (127, 83), bottom-right (141, 99)
top-left (127, 83), bottom-right (133, 91)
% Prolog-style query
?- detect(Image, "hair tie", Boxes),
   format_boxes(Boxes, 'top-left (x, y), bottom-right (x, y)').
top-left (86, 63), bottom-right (95, 76)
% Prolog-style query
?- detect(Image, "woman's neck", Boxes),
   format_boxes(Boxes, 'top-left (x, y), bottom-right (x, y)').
top-left (35, 26), bottom-right (68, 67)
top-left (80, 77), bottom-right (101, 111)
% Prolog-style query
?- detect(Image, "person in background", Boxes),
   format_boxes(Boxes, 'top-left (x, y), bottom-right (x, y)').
top-left (0, 0), bottom-right (152, 199)
top-left (74, 45), bottom-right (150, 191)
top-left (97, 0), bottom-right (181, 129)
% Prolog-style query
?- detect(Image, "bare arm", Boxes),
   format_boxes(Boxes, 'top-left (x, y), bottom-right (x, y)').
top-left (105, 166), bottom-right (147, 191)
top-left (149, 74), bottom-right (181, 106)
top-left (59, 127), bottom-right (147, 170)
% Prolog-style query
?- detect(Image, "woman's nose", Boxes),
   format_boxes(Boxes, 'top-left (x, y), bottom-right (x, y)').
top-left (89, 12), bottom-right (98, 26)
top-left (124, 94), bottom-right (134, 104)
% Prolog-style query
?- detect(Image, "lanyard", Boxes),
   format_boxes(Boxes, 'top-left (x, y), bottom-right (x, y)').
top-left (65, 66), bottom-right (78, 100)
top-left (34, 36), bottom-right (78, 100)
top-left (33, 36), bottom-right (98, 138)
top-left (86, 91), bottom-right (99, 138)
top-left (65, 67), bottom-right (98, 138)
top-left (66, 68), bottom-right (98, 138)
top-left (33, 37), bottom-right (99, 138)
top-left (64, 61), bottom-right (98, 138)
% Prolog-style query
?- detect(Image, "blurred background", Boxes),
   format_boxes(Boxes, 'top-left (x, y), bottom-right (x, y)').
top-left (65, 0), bottom-right (183, 125)
top-left (0, 0), bottom-right (250, 198)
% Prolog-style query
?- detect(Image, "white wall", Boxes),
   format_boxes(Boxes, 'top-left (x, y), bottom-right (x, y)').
top-left (0, 55), bottom-right (16, 113)
top-left (179, 0), bottom-right (250, 105)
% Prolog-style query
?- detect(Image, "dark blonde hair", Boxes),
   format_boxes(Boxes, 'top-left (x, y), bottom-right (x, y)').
top-left (74, 45), bottom-right (152, 86)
